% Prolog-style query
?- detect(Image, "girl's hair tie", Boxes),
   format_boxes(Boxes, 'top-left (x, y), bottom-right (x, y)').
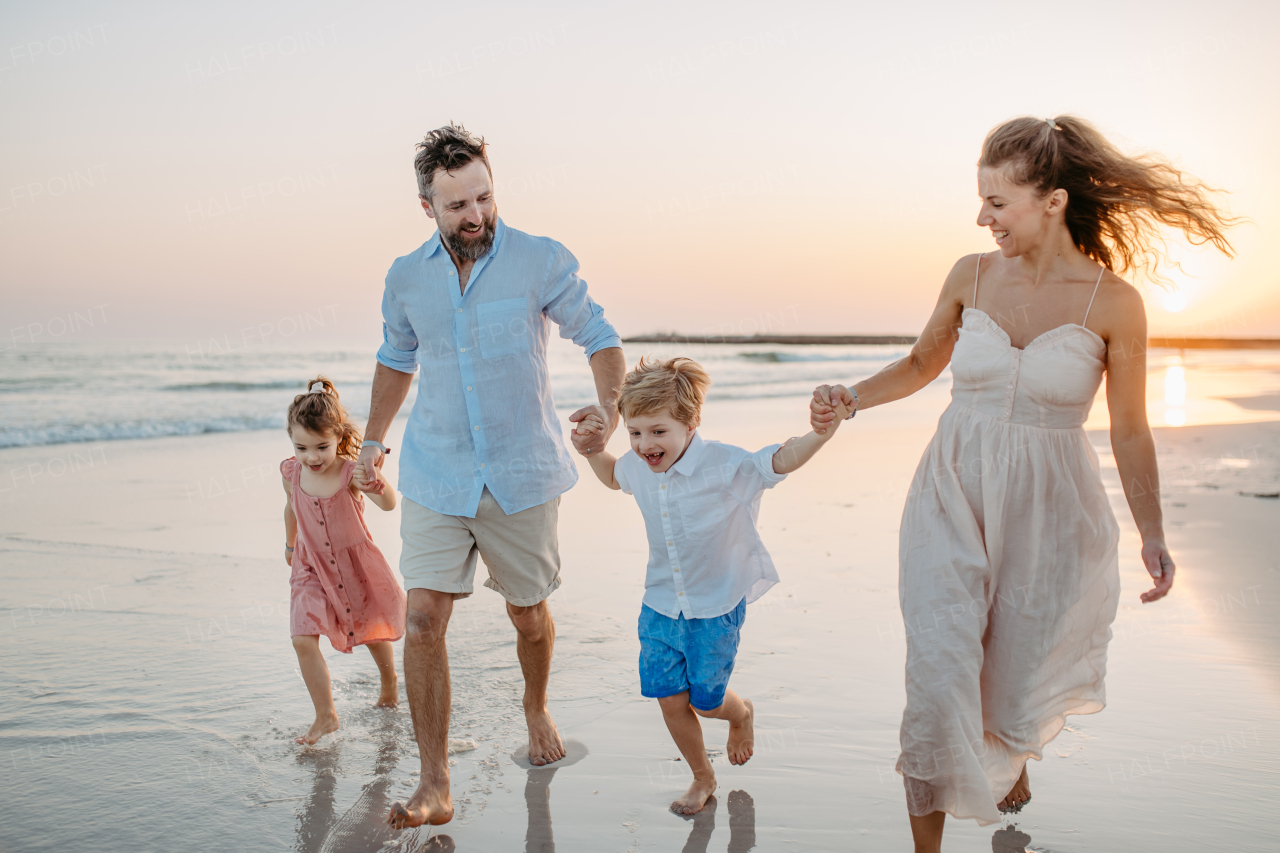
top-left (1045, 117), bottom-right (1059, 130)
top-left (309, 382), bottom-right (328, 394)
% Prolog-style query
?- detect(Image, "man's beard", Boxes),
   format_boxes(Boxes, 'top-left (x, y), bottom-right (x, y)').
top-left (441, 212), bottom-right (497, 260)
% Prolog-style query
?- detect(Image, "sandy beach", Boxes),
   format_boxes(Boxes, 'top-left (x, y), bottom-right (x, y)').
top-left (2, 375), bottom-right (1278, 852)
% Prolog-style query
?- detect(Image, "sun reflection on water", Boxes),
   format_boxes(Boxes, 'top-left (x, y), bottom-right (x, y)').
top-left (1164, 357), bottom-right (1187, 426)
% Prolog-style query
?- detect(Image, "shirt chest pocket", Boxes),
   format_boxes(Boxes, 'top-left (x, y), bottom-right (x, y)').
top-left (677, 493), bottom-right (728, 540)
top-left (476, 298), bottom-right (534, 359)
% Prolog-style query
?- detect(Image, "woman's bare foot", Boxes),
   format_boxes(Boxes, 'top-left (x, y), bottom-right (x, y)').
top-left (998, 764), bottom-right (1031, 813)
top-left (387, 777), bottom-right (453, 828)
top-left (671, 773), bottom-right (717, 815)
top-left (375, 675), bottom-right (399, 708)
top-left (525, 707), bottom-right (565, 766)
top-left (727, 698), bottom-right (754, 765)
top-left (295, 713), bottom-right (340, 745)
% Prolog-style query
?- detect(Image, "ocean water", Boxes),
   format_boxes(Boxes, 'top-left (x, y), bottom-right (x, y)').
top-left (4, 337), bottom-right (1280, 450)
top-left (0, 338), bottom-right (916, 449)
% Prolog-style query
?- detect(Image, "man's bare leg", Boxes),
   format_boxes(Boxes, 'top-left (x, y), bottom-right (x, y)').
top-left (388, 589), bottom-right (455, 828)
top-left (692, 690), bottom-right (754, 765)
top-left (908, 810), bottom-right (945, 853)
top-left (507, 600), bottom-right (565, 766)
top-left (657, 692), bottom-right (717, 815)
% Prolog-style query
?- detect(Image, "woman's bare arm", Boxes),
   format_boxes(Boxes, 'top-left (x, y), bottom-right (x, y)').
top-left (1102, 281), bottom-right (1175, 603)
top-left (811, 254), bottom-right (977, 432)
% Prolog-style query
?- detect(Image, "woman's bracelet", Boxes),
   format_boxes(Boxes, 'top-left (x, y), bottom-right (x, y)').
top-left (285, 544), bottom-right (294, 553)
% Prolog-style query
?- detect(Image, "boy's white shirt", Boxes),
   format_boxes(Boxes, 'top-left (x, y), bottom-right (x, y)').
top-left (614, 431), bottom-right (786, 620)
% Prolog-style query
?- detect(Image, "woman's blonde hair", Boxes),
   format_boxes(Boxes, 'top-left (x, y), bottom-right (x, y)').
top-left (286, 376), bottom-right (362, 461)
top-left (979, 115), bottom-right (1240, 283)
top-left (618, 357), bottom-right (711, 426)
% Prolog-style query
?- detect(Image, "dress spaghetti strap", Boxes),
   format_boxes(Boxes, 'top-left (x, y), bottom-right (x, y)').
top-left (972, 253), bottom-right (984, 310)
top-left (1082, 266), bottom-right (1105, 327)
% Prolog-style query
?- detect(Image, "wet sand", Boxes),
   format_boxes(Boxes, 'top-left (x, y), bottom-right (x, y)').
top-left (2, 389), bottom-right (1278, 851)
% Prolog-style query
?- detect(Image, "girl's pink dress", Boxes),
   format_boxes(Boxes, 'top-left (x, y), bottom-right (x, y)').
top-left (282, 457), bottom-right (406, 652)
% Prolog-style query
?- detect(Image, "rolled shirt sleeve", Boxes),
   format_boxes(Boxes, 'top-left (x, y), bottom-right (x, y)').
top-left (747, 443), bottom-right (787, 489)
top-left (376, 275), bottom-right (420, 374)
top-left (541, 243), bottom-right (622, 359)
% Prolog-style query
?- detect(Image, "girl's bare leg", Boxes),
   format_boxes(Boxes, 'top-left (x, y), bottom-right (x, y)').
top-left (909, 810), bottom-right (945, 853)
top-left (366, 641), bottom-right (399, 707)
top-left (657, 692), bottom-right (717, 815)
top-left (292, 635), bottom-right (340, 744)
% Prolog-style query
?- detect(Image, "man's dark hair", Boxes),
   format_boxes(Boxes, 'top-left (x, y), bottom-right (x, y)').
top-left (414, 123), bottom-right (490, 202)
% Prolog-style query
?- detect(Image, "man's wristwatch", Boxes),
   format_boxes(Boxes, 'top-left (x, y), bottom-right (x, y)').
top-left (362, 440), bottom-right (391, 456)
top-left (845, 388), bottom-right (860, 420)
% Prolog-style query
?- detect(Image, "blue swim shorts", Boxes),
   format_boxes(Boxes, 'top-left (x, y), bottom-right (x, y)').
top-left (637, 598), bottom-right (746, 711)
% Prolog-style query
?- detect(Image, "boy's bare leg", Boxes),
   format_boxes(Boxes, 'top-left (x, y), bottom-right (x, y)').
top-left (388, 589), bottom-right (455, 828)
top-left (908, 811), bottom-right (945, 853)
top-left (366, 641), bottom-right (399, 707)
top-left (692, 690), bottom-right (754, 765)
top-left (507, 600), bottom-right (566, 766)
top-left (292, 635), bottom-right (340, 745)
top-left (657, 692), bottom-right (717, 814)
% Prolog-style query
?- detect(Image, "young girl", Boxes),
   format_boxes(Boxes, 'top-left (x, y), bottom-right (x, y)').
top-left (282, 377), bottom-right (405, 745)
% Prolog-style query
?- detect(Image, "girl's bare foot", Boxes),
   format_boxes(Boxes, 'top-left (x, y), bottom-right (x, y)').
top-left (998, 764), bottom-right (1031, 813)
top-left (375, 676), bottom-right (399, 708)
top-left (387, 777), bottom-right (453, 828)
top-left (671, 773), bottom-right (717, 815)
top-left (295, 713), bottom-right (340, 745)
top-left (727, 698), bottom-right (754, 765)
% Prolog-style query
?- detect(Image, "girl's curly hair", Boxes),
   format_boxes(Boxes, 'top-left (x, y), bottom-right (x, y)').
top-left (286, 376), bottom-right (362, 461)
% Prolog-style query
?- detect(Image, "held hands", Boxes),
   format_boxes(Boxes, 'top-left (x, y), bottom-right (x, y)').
top-left (811, 385), bottom-right (856, 435)
top-left (285, 547), bottom-right (293, 567)
top-left (1140, 539), bottom-right (1176, 603)
top-left (354, 447), bottom-right (385, 495)
top-left (568, 405), bottom-right (614, 457)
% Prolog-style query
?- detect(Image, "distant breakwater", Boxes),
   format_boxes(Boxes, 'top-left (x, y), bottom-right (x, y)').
top-left (623, 333), bottom-right (1280, 350)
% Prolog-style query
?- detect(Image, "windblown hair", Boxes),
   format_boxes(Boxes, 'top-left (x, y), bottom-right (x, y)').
top-left (979, 115), bottom-right (1239, 283)
top-left (414, 122), bottom-right (490, 202)
top-left (286, 376), bottom-right (362, 461)
top-left (618, 357), bottom-right (712, 427)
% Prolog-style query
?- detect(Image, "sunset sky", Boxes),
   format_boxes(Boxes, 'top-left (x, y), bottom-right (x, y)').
top-left (3, 0), bottom-right (1278, 344)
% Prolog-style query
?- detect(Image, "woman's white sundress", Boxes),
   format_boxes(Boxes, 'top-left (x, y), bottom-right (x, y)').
top-left (896, 254), bottom-right (1121, 826)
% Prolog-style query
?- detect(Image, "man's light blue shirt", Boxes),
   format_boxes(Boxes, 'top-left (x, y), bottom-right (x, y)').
top-left (377, 218), bottom-right (621, 518)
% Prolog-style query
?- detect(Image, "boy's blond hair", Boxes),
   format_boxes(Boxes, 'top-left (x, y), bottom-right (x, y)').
top-left (617, 356), bottom-right (711, 426)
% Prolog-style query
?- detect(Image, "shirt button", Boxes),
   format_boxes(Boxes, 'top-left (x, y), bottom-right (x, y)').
top-left (466, 386), bottom-right (472, 391)
top-left (318, 521), bottom-right (324, 526)
top-left (324, 542), bottom-right (329, 547)
top-left (662, 512), bottom-right (667, 517)
top-left (474, 425), bottom-right (479, 431)
top-left (349, 631), bottom-right (354, 636)
top-left (460, 347), bottom-right (466, 353)
top-left (346, 608), bottom-right (350, 613)
top-left (457, 308), bottom-right (462, 313)
top-left (677, 591), bottom-right (684, 596)
top-left (480, 463), bottom-right (486, 469)
top-left (338, 584), bottom-right (343, 589)
top-left (1007, 383), bottom-right (1013, 388)
top-left (660, 485), bottom-right (666, 490)
top-left (673, 568), bottom-right (680, 572)
top-left (448, 270), bottom-right (455, 276)
top-left (330, 559), bottom-right (335, 564)
top-left (667, 541), bottom-right (673, 546)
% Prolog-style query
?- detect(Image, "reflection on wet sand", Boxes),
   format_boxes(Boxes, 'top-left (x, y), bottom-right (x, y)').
top-left (678, 790), bottom-right (757, 853)
top-left (524, 765), bottom-right (558, 853)
top-left (297, 715), bottom-right (408, 853)
top-left (991, 824), bottom-right (1032, 852)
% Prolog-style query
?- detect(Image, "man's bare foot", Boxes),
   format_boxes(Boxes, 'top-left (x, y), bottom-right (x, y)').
top-left (998, 764), bottom-right (1031, 813)
top-left (375, 676), bottom-right (399, 708)
top-left (295, 713), bottom-right (339, 745)
top-left (727, 698), bottom-right (754, 765)
top-left (525, 707), bottom-right (565, 766)
top-left (671, 774), bottom-right (717, 815)
top-left (387, 777), bottom-right (453, 828)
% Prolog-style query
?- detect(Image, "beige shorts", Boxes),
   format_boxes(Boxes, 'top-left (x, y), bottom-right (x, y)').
top-left (399, 488), bottom-right (561, 606)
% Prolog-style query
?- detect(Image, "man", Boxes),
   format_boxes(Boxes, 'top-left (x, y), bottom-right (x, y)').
top-left (355, 124), bottom-right (625, 828)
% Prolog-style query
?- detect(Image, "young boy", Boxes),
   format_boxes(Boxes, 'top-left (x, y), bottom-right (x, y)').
top-left (572, 356), bottom-right (851, 815)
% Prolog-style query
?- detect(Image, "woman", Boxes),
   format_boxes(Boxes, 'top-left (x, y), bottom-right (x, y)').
top-left (810, 116), bottom-right (1237, 851)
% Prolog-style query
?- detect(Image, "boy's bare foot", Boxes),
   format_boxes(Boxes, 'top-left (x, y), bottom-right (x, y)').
top-left (295, 713), bottom-right (340, 745)
top-left (375, 677), bottom-right (399, 708)
top-left (997, 764), bottom-right (1031, 813)
top-left (727, 698), bottom-right (754, 765)
top-left (671, 774), bottom-right (717, 815)
top-left (387, 777), bottom-right (453, 828)
top-left (525, 707), bottom-right (565, 766)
